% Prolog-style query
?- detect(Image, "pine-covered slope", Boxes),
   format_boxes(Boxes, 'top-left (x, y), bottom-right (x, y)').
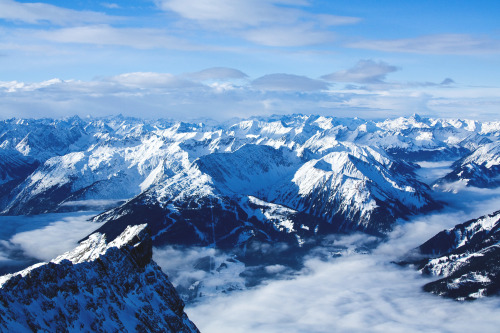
top-left (0, 224), bottom-right (200, 332)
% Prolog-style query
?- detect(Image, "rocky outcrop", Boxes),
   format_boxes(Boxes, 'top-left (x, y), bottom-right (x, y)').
top-left (0, 224), bottom-right (200, 332)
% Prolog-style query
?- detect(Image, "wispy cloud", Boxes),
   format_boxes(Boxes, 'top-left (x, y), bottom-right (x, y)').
top-left (0, 0), bottom-right (113, 26)
top-left (242, 24), bottom-right (334, 47)
top-left (348, 34), bottom-right (500, 55)
top-left (185, 67), bottom-right (249, 81)
top-left (157, 0), bottom-right (359, 29)
top-left (106, 72), bottom-right (202, 89)
top-left (31, 25), bottom-right (197, 50)
top-left (320, 60), bottom-right (459, 93)
top-left (101, 3), bottom-right (121, 9)
top-left (322, 60), bottom-right (399, 84)
top-left (0, 0), bottom-right (498, 108)
top-left (252, 73), bottom-right (329, 91)
top-left (156, 0), bottom-right (359, 46)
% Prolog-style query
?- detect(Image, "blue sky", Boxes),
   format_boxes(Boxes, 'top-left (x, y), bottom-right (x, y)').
top-left (1, 0), bottom-right (499, 120)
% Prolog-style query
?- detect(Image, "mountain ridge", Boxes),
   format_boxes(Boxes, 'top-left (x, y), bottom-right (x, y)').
top-left (0, 224), bottom-right (200, 332)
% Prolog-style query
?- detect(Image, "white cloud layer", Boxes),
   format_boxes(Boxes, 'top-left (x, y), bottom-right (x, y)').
top-left (153, 246), bottom-right (246, 294)
top-left (186, 193), bottom-right (500, 333)
top-left (188, 253), bottom-right (500, 333)
top-left (5, 213), bottom-right (101, 262)
top-left (0, 68), bottom-right (499, 121)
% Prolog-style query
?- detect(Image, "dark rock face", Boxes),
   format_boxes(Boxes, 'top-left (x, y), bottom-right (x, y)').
top-left (0, 152), bottom-right (40, 212)
top-left (90, 193), bottom-right (324, 264)
top-left (0, 225), bottom-right (200, 332)
top-left (5, 181), bottom-right (74, 215)
top-left (404, 210), bottom-right (500, 300)
top-left (387, 146), bottom-right (470, 162)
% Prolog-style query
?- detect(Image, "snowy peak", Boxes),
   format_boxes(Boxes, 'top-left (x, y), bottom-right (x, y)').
top-left (0, 224), bottom-right (200, 332)
top-left (270, 142), bottom-right (436, 233)
top-left (1, 113), bottom-right (499, 249)
top-left (1, 113), bottom-right (499, 216)
top-left (91, 139), bottom-right (438, 255)
top-left (54, 224), bottom-right (151, 266)
top-left (419, 210), bottom-right (500, 260)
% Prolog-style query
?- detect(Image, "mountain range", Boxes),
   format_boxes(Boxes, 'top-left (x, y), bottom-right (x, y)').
top-left (1, 113), bottom-right (500, 302)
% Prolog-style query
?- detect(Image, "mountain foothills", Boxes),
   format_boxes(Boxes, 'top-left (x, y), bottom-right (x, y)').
top-left (0, 224), bottom-right (199, 332)
top-left (1, 114), bottom-right (500, 300)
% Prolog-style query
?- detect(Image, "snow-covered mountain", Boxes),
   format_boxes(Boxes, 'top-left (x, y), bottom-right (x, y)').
top-left (0, 117), bottom-right (179, 215)
top-left (1, 114), bottom-right (500, 252)
top-left (2, 113), bottom-right (500, 304)
top-left (0, 224), bottom-right (199, 332)
top-left (89, 141), bottom-right (438, 261)
top-left (403, 210), bottom-right (500, 300)
top-left (434, 141), bottom-right (500, 190)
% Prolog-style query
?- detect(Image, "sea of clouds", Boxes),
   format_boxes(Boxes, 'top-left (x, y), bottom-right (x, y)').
top-left (0, 212), bottom-right (100, 274)
top-left (184, 191), bottom-right (500, 333)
